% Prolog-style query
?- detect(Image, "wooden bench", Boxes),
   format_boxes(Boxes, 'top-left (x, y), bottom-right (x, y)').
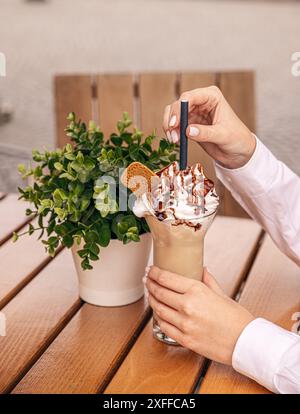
top-left (0, 194), bottom-right (298, 394)
top-left (54, 71), bottom-right (256, 218)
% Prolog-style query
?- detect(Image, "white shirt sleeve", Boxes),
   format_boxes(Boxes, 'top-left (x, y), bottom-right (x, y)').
top-left (215, 137), bottom-right (300, 393)
top-left (232, 318), bottom-right (300, 393)
top-left (215, 136), bottom-right (300, 266)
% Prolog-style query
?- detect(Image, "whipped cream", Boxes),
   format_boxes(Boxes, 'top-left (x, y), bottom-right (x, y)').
top-left (133, 162), bottom-right (219, 228)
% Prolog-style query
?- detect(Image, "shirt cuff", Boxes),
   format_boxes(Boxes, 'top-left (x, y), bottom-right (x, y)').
top-left (232, 318), bottom-right (300, 393)
top-left (215, 136), bottom-right (280, 198)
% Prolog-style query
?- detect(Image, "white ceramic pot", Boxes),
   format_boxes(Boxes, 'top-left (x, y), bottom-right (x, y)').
top-left (71, 233), bottom-right (152, 307)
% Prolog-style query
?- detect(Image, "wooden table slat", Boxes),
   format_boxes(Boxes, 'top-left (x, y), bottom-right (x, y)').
top-left (0, 249), bottom-right (81, 393)
top-left (12, 299), bottom-right (150, 394)
top-left (104, 216), bottom-right (262, 394)
top-left (0, 218), bottom-right (57, 309)
top-left (199, 235), bottom-right (300, 394)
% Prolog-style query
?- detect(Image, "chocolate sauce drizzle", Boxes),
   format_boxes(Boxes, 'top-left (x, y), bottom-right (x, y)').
top-left (151, 162), bottom-right (217, 231)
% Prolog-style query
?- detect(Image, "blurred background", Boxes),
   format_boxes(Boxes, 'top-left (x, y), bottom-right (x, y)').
top-left (0, 0), bottom-right (300, 192)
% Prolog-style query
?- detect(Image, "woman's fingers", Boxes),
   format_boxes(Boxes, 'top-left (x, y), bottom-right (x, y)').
top-left (146, 277), bottom-right (183, 310)
top-left (163, 104), bottom-right (179, 143)
top-left (154, 314), bottom-right (185, 345)
top-left (186, 123), bottom-right (220, 143)
top-left (148, 266), bottom-right (196, 294)
top-left (148, 294), bottom-right (185, 332)
top-left (166, 87), bottom-right (220, 131)
top-left (163, 105), bottom-right (172, 142)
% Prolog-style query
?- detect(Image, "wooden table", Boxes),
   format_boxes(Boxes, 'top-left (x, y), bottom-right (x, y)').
top-left (0, 193), bottom-right (299, 394)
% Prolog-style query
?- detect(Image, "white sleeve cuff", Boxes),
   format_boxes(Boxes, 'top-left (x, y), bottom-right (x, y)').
top-left (215, 136), bottom-right (281, 198)
top-left (232, 318), bottom-right (300, 393)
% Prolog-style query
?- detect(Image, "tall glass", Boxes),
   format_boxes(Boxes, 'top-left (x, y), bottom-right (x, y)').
top-left (146, 212), bottom-right (216, 345)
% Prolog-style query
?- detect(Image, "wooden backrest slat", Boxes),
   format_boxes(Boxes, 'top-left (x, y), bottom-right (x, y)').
top-left (0, 249), bottom-right (80, 393)
top-left (199, 235), bottom-right (300, 394)
top-left (97, 74), bottom-right (135, 137)
top-left (139, 73), bottom-right (178, 139)
top-left (55, 75), bottom-right (93, 148)
top-left (104, 217), bottom-right (261, 394)
top-left (217, 71), bottom-right (255, 218)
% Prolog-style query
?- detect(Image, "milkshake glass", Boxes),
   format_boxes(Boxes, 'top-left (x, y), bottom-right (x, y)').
top-left (133, 162), bottom-right (219, 345)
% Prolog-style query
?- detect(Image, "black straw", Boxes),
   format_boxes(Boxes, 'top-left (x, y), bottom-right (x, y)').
top-left (179, 100), bottom-right (189, 170)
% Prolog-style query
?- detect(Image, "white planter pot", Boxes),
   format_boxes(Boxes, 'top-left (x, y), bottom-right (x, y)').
top-left (71, 233), bottom-right (152, 307)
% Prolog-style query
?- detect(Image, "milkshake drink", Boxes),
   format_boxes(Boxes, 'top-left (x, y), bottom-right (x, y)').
top-left (133, 162), bottom-right (219, 345)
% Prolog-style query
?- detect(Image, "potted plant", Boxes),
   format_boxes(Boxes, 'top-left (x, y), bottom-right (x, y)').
top-left (14, 112), bottom-right (177, 306)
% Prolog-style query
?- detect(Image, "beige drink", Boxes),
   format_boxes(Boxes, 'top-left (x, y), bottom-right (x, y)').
top-left (132, 161), bottom-right (219, 345)
top-left (146, 216), bottom-right (205, 280)
top-left (146, 213), bottom-right (215, 345)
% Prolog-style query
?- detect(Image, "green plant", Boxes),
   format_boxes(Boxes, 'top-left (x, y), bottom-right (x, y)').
top-left (15, 112), bottom-right (178, 269)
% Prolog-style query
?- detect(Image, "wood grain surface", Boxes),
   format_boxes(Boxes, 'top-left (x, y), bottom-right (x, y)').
top-left (13, 298), bottom-right (150, 394)
top-left (217, 71), bottom-right (255, 218)
top-left (139, 73), bottom-right (177, 139)
top-left (199, 235), bottom-right (300, 394)
top-left (0, 249), bottom-right (80, 393)
top-left (104, 217), bottom-right (262, 394)
top-left (0, 218), bottom-right (56, 309)
top-left (97, 74), bottom-right (134, 137)
top-left (55, 75), bottom-right (93, 147)
top-left (0, 194), bottom-right (31, 246)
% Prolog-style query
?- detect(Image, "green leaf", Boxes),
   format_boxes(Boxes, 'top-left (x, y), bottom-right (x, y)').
top-left (67, 112), bottom-right (75, 121)
top-left (111, 135), bottom-right (122, 146)
top-left (18, 164), bottom-right (27, 174)
top-left (84, 157), bottom-right (95, 171)
top-left (54, 207), bottom-right (67, 220)
top-left (64, 152), bottom-right (76, 160)
top-left (59, 172), bottom-right (76, 181)
top-left (81, 258), bottom-right (93, 270)
top-left (62, 234), bottom-right (73, 248)
top-left (98, 224), bottom-right (111, 247)
top-left (85, 230), bottom-right (98, 243)
top-left (54, 162), bottom-right (64, 171)
top-left (70, 160), bottom-right (83, 173)
top-left (117, 222), bottom-right (128, 235)
top-left (76, 151), bottom-right (84, 165)
top-left (28, 223), bottom-right (35, 235)
top-left (78, 249), bottom-right (87, 258)
top-left (65, 143), bottom-right (73, 152)
top-left (12, 232), bottom-right (19, 242)
top-left (87, 242), bottom-right (99, 256)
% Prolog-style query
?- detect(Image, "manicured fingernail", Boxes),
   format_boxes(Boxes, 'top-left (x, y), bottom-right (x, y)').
top-left (171, 130), bottom-right (178, 143)
top-left (189, 126), bottom-right (199, 137)
top-left (145, 290), bottom-right (149, 299)
top-left (142, 276), bottom-right (147, 284)
top-left (166, 130), bottom-right (172, 142)
top-left (145, 266), bottom-right (150, 273)
top-left (169, 115), bottom-right (176, 127)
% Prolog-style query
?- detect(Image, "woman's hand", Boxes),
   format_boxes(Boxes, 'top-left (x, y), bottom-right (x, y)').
top-left (145, 266), bottom-right (254, 365)
top-left (163, 86), bottom-right (256, 169)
